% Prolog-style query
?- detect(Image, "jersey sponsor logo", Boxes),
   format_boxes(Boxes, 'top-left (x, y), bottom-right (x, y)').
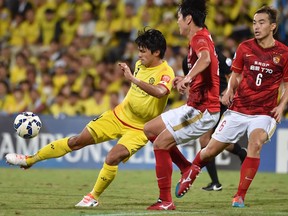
top-left (254, 61), bottom-right (270, 67)
top-left (161, 75), bottom-right (171, 83)
top-left (250, 61), bottom-right (273, 74)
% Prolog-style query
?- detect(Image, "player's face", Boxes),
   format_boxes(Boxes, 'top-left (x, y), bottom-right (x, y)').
top-left (177, 12), bottom-right (188, 36)
top-left (253, 13), bottom-right (275, 40)
top-left (138, 46), bottom-right (155, 67)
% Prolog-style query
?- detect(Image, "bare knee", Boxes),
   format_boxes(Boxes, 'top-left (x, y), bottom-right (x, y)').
top-left (143, 124), bottom-right (156, 141)
top-left (144, 117), bottom-right (165, 142)
top-left (105, 151), bottom-right (130, 166)
top-left (202, 146), bottom-right (216, 161)
top-left (247, 141), bottom-right (263, 157)
top-left (105, 145), bottom-right (130, 166)
top-left (248, 129), bottom-right (267, 157)
top-left (68, 135), bottom-right (93, 151)
top-left (68, 136), bottom-right (82, 150)
top-left (201, 139), bottom-right (228, 161)
top-left (68, 128), bottom-right (95, 151)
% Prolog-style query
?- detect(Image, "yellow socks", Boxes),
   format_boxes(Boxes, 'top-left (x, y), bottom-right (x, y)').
top-left (26, 138), bottom-right (71, 166)
top-left (91, 162), bottom-right (118, 200)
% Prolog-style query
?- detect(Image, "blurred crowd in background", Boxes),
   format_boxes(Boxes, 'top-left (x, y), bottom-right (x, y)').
top-left (0, 0), bottom-right (287, 118)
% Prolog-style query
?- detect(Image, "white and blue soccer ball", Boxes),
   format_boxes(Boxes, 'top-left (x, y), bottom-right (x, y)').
top-left (14, 112), bottom-right (42, 139)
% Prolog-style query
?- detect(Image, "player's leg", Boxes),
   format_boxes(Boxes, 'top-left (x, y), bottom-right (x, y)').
top-left (232, 129), bottom-right (266, 207)
top-left (145, 115), bottom-right (191, 174)
top-left (77, 125), bottom-right (148, 207)
top-left (232, 115), bottom-right (276, 208)
top-left (199, 103), bottom-right (226, 191)
top-left (150, 106), bottom-right (220, 202)
top-left (6, 111), bottom-right (114, 169)
top-left (169, 146), bottom-right (191, 173)
top-left (32, 128), bottom-right (95, 163)
top-left (144, 114), bottom-right (167, 142)
top-left (145, 107), bottom-right (197, 210)
top-left (176, 110), bottom-right (247, 198)
top-left (90, 133), bottom-right (145, 201)
top-left (75, 145), bottom-right (130, 208)
top-left (199, 129), bottom-right (222, 191)
top-left (176, 138), bottom-right (228, 197)
top-left (89, 144), bottom-right (129, 200)
top-left (145, 114), bottom-right (177, 209)
top-left (226, 143), bottom-right (247, 163)
top-left (147, 128), bottom-right (177, 210)
top-left (5, 127), bottom-right (95, 168)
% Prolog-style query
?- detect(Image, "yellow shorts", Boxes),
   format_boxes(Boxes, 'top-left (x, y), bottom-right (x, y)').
top-left (86, 110), bottom-right (148, 162)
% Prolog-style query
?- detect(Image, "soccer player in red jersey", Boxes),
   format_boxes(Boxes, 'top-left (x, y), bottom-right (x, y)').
top-left (144, 0), bottom-right (220, 210)
top-left (175, 6), bottom-right (288, 208)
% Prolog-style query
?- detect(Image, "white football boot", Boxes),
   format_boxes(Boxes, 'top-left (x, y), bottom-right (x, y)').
top-left (5, 153), bottom-right (30, 169)
top-left (75, 193), bottom-right (99, 207)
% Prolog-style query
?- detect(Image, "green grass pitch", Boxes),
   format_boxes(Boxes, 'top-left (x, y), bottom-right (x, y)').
top-left (1, 168), bottom-right (288, 216)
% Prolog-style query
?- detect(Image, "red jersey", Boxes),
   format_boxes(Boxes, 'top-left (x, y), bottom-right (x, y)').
top-left (186, 28), bottom-right (220, 113)
top-left (231, 38), bottom-right (288, 116)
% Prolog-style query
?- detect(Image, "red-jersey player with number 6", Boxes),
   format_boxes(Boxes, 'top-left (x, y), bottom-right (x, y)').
top-left (174, 5), bottom-right (288, 208)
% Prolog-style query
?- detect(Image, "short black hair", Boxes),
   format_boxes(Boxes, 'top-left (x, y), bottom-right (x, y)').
top-left (135, 28), bottom-right (167, 59)
top-left (255, 5), bottom-right (278, 24)
top-left (255, 6), bottom-right (278, 34)
top-left (178, 0), bottom-right (207, 27)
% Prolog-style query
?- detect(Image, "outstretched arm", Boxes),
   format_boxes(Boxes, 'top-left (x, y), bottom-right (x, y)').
top-left (118, 62), bottom-right (168, 98)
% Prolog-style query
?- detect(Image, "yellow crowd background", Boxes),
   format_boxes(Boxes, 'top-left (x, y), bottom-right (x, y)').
top-left (1, 0), bottom-right (287, 118)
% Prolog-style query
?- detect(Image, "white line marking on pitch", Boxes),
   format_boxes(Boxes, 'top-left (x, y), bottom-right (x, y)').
top-left (81, 212), bottom-right (205, 216)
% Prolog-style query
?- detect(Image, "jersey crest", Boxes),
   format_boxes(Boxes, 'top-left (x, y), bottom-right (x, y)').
top-left (149, 77), bottom-right (155, 84)
top-left (272, 54), bottom-right (281, 64)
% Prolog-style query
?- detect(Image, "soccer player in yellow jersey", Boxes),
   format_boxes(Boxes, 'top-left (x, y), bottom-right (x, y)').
top-left (6, 28), bottom-right (175, 208)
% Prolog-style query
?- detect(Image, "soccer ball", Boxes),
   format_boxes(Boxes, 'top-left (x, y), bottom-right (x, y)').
top-left (14, 112), bottom-right (42, 139)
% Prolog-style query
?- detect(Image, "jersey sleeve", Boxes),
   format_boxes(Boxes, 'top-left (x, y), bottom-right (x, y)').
top-left (192, 35), bottom-right (210, 54)
top-left (283, 56), bottom-right (288, 82)
top-left (231, 43), bottom-right (245, 74)
top-left (157, 67), bottom-right (174, 94)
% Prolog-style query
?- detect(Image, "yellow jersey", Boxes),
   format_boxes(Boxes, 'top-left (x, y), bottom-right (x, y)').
top-left (114, 60), bottom-right (175, 129)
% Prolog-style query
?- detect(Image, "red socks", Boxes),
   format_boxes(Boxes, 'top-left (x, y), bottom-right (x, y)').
top-left (169, 146), bottom-right (191, 173)
top-left (154, 149), bottom-right (173, 202)
top-left (192, 150), bottom-right (208, 168)
top-left (236, 157), bottom-right (260, 199)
